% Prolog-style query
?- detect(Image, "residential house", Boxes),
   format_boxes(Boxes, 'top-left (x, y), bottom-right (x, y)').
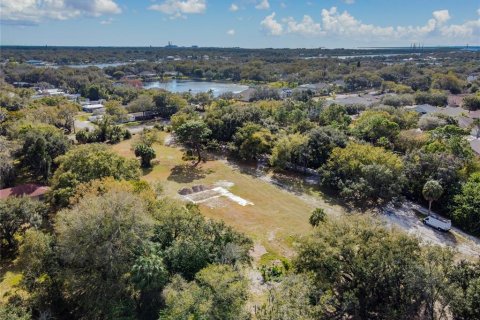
top-left (0, 184), bottom-right (50, 201)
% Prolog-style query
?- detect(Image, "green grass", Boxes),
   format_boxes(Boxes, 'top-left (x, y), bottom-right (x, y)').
top-left (110, 133), bottom-right (347, 259)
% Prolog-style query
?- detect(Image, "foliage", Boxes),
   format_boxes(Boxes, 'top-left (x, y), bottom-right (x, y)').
top-left (295, 216), bottom-right (452, 319)
top-left (432, 72), bottom-right (464, 94)
top-left (0, 136), bottom-right (18, 188)
top-left (305, 126), bottom-right (347, 168)
top-left (309, 208), bottom-right (326, 227)
top-left (403, 150), bottom-right (464, 211)
top-left (318, 104), bottom-right (351, 128)
top-left (233, 122), bottom-right (273, 160)
top-left (422, 180), bottom-right (443, 213)
top-left (452, 173), bottom-right (480, 236)
top-left (0, 304), bottom-right (32, 320)
top-left (270, 134), bottom-right (308, 170)
top-left (352, 110), bottom-right (400, 145)
top-left (175, 120), bottom-right (212, 165)
top-left (414, 91), bottom-right (448, 106)
top-left (55, 190), bottom-right (154, 319)
top-left (463, 94), bottom-right (480, 111)
top-left (17, 229), bottom-right (60, 315)
top-left (256, 275), bottom-right (320, 320)
top-left (50, 144), bottom-right (140, 207)
top-left (76, 118), bottom-right (130, 144)
top-left (135, 144), bottom-right (156, 168)
top-left (19, 124), bottom-right (70, 181)
top-left (321, 143), bottom-right (404, 207)
top-left (161, 264), bottom-right (249, 320)
top-left (0, 197), bottom-right (47, 258)
top-left (152, 204), bottom-right (252, 279)
top-left (448, 260), bottom-right (480, 320)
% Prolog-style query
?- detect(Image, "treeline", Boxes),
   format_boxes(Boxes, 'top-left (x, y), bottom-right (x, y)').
top-left (2, 49), bottom-right (479, 94)
top-left (1, 46), bottom-right (471, 64)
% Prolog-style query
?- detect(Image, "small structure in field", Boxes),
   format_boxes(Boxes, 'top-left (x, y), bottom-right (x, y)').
top-left (179, 183), bottom-right (253, 207)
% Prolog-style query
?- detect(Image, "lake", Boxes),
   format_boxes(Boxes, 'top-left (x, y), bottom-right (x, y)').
top-left (143, 79), bottom-right (249, 97)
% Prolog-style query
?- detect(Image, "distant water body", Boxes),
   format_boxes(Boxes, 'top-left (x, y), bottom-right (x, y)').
top-left (143, 79), bottom-right (248, 97)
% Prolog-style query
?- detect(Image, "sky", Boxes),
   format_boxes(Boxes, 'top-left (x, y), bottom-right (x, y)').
top-left (1, 0), bottom-right (479, 48)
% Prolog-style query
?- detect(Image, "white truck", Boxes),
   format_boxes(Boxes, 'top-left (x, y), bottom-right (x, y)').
top-left (423, 215), bottom-right (451, 232)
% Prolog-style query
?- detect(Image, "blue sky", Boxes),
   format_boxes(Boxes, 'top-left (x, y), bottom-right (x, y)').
top-left (1, 0), bottom-right (479, 48)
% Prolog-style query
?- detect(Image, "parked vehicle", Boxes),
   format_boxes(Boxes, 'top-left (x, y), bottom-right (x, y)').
top-left (423, 215), bottom-right (451, 232)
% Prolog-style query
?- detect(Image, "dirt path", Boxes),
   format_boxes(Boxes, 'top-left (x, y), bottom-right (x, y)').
top-left (381, 202), bottom-right (480, 259)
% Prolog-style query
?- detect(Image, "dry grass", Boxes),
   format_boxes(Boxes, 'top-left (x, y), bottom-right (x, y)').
top-left (0, 261), bottom-right (27, 304)
top-left (111, 132), bottom-right (347, 258)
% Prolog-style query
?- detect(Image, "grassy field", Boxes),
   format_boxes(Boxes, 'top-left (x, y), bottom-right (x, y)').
top-left (111, 132), bottom-right (347, 260)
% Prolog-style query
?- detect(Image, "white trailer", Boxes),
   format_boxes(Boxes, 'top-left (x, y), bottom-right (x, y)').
top-left (423, 215), bottom-right (451, 232)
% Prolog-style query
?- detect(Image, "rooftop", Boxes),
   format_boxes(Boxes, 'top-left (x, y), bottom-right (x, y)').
top-left (0, 184), bottom-right (50, 200)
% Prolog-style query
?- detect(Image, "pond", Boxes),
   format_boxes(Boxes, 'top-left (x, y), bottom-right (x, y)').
top-left (143, 79), bottom-right (249, 97)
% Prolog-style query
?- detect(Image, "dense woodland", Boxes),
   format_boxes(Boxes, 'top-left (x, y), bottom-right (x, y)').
top-left (1, 47), bottom-right (480, 319)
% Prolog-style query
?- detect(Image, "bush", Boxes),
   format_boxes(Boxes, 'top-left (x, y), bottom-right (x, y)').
top-left (415, 92), bottom-right (447, 106)
top-left (134, 144), bottom-right (156, 168)
top-left (309, 208), bottom-right (326, 227)
top-left (463, 95), bottom-right (480, 111)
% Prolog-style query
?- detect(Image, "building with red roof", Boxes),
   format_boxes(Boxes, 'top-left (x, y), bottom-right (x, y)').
top-left (0, 184), bottom-right (50, 201)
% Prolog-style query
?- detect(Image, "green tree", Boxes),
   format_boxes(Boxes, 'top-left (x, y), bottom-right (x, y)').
top-left (17, 229), bottom-right (60, 315)
top-left (295, 216), bottom-right (446, 320)
top-left (453, 173), bottom-right (480, 236)
top-left (234, 123), bottom-right (273, 160)
top-left (463, 95), bottom-right (480, 111)
top-left (50, 144), bottom-right (140, 207)
top-left (55, 190), bottom-right (154, 319)
top-left (153, 92), bottom-right (188, 118)
top-left (135, 144), bottom-right (156, 168)
top-left (256, 275), bottom-right (320, 320)
top-left (352, 110), bottom-right (400, 144)
top-left (175, 120), bottom-right (212, 166)
top-left (270, 134), bottom-right (308, 170)
top-left (161, 264), bottom-right (249, 320)
top-left (321, 143), bottom-right (404, 207)
top-left (305, 126), bottom-right (347, 168)
top-left (127, 94), bottom-right (154, 117)
top-left (448, 260), bottom-right (480, 320)
top-left (0, 197), bottom-right (47, 258)
top-left (152, 204), bottom-right (252, 280)
top-left (104, 100), bottom-right (128, 123)
top-left (309, 208), bottom-right (326, 227)
top-left (20, 124), bottom-right (70, 181)
top-left (318, 104), bottom-right (351, 128)
top-left (422, 180), bottom-right (444, 213)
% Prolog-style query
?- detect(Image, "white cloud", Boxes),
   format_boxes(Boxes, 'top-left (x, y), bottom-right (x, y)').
top-left (320, 7), bottom-right (395, 38)
top-left (229, 3), bottom-right (239, 12)
top-left (261, 12), bottom-right (283, 35)
top-left (100, 17), bottom-right (114, 25)
top-left (149, 0), bottom-right (206, 18)
top-left (285, 15), bottom-right (323, 36)
top-left (432, 10), bottom-right (450, 24)
top-left (260, 7), bottom-right (480, 43)
top-left (1, 0), bottom-right (121, 25)
top-left (255, 0), bottom-right (270, 10)
top-left (227, 29), bottom-right (235, 35)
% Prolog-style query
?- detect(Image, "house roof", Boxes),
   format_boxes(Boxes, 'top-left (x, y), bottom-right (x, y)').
top-left (470, 139), bottom-right (480, 155)
top-left (0, 184), bottom-right (50, 200)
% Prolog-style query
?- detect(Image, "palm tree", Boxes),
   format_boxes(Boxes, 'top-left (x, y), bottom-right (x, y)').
top-left (422, 180), bottom-right (444, 214)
